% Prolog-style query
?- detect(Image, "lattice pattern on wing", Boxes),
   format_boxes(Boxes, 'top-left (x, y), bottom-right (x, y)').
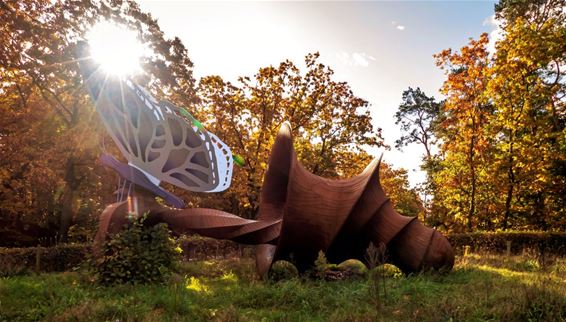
top-left (87, 70), bottom-right (233, 192)
top-left (207, 133), bottom-right (233, 192)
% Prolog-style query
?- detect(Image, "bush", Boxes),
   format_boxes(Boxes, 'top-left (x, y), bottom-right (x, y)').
top-left (0, 244), bottom-right (88, 276)
top-left (448, 231), bottom-right (566, 256)
top-left (314, 250), bottom-right (329, 279)
top-left (372, 263), bottom-right (403, 279)
top-left (93, 216), bottom-right (180, 285)
top-left (337, 259), bottom-right (368, 277)
top-left (0, 236), bottom-right (251, 276)
top-left (268, 260), bottom-right (299, 281)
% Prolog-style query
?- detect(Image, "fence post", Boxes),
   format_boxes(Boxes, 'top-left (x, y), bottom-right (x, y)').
top-left (35, 247), bottom-right (41, 273)
top-left (506, 240), bottom-right (512, 257)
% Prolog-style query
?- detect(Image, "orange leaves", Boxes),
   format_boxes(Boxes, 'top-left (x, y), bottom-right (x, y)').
top-left (194, 54), bottom-right (384, 218)
top-left (426, 5), bottom-right (566, 231)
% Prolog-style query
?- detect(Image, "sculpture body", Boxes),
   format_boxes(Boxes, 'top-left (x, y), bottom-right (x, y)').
top-left (93, 123), bottom-right (454, 277)
top-left (78, 44), bottom-right (454, 277)
top-left (254, 123), bottom-right (454, 276)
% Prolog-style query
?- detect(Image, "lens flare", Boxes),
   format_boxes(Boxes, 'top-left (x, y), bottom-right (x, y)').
top-left (86, 21), bottom-right (145, 76)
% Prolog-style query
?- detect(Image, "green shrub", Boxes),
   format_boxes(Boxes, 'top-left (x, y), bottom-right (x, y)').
top-left (314, 250), bottom-right (329, 279)
top-left (373, 263), bottom-right (403, 279)
top-left (93, 216), bottom-right (180, 285)
top-left (269, 260), bottom-right (299, 281)
top-left (337, 259), bottom-right (368, 277)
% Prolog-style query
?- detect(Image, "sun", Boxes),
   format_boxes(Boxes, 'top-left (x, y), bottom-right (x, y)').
top-left (86, 21), bottom-right (145, 76)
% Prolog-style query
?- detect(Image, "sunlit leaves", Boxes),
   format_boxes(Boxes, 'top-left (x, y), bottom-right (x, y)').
top-left (0, 0), bottom-right (199, 240)
top-left (418, 1), bottom-right (566, 231)
top-left (192, 54), bottom-right (386, 218)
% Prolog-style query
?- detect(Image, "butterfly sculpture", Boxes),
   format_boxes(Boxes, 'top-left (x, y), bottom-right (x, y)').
top-left (78, 42), bottom-right (454, 278)
top-left (76, 42), bottom-right (238, 208)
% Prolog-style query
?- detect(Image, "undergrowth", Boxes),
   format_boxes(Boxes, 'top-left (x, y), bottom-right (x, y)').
top-left (91, 216), bottom-right (181, 285)
top-left (0, 253), bottom-right (564, 321)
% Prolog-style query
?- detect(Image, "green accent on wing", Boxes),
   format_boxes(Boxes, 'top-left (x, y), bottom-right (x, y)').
top-left (179, 107), bottom-right (193, 119)
top-left (179, 107), bottom-right (204, 130)
top-left (232, 154), bottom-right (245, 167)
top-left (192, 119), bottom-right (204, 130)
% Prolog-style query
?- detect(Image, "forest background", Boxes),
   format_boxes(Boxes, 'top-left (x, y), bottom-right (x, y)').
top-left (0, 0), bottom-right (564, 246)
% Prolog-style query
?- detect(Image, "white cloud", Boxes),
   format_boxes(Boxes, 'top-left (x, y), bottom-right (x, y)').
top-left (337, 52), bottom-right (376, 67)
top-left (484, 14), bottom-right (503, 55)
top-left (391, 21), bottom-right (406, 31)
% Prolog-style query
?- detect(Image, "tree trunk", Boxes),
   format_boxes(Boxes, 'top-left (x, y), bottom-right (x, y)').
top-left (502, 134), bottom-right (515, 231)
top-left (58, 157), bottom-right (79, 241)
top-left (58, 100), bottom-right (82, 241)
top-left (502, 185), bottom-right (513, 231)
top-left (467, 134), bottom-right (476, 232)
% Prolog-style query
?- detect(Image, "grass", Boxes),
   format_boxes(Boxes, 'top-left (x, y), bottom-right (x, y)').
top-left (0, 254), bottom-right (565, 321)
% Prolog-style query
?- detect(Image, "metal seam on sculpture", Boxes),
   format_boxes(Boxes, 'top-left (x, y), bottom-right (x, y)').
top-left (389, 216), bottom-right (419, 244)
top-left (419, 229), bottom-right (437, 271)
top-left (351, 159), bottom-right (383, 221)
top-left (372, 197), bottom-right (391, 222)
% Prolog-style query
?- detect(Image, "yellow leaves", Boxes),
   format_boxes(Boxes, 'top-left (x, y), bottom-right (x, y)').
top-left (220, 271), bottom-right (237, 282)
top-left (430, 12), bottom-right (566, 230)
top-left (185, 276), bottom-right (210, 294)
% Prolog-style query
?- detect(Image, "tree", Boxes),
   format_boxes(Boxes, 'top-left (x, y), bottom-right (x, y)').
top-left (495, 0), bottom-right (565, 28)
top-left (434, 34), bottom-right (494, 231)
top-left (394, 87), bottom-right (442, 160)
top-left (394, 87), bottom-right (443, 219)
top-left (379, 164), bottom-right (425, 218)
top-left (0, 0), bottom-right (198, 241)
top-left (488, 0), bottom-right (566, 230)
top-left (191, 54), bottom-right (386, 218)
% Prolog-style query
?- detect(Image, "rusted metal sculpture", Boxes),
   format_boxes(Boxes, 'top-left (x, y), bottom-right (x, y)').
top-left (92, 122), bottom-right (454, 277)
top-left (78, 43), bottom-right (454, 277)
top-left (253, 123), bottom-right (454, 276)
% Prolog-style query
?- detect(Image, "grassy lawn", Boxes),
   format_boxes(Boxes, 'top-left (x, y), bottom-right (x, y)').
top-left (1, 254), bottom-right (564, 322)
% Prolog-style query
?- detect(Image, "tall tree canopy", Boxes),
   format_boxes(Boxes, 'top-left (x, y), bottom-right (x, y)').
top-left (396, 0), bottom-right (565, 232)
top-left (1, 1), bottom-right (420, 245)
top-left (0, 0), bottom-right (198, 242)
top-left (394, 87), bottom-right (442, 160)
top-left (487, 1), bottom-right (565, 230)
top-left (434, 33), bottom-right (494, 231)
top-left (184, 53), bottom-right (387, 218)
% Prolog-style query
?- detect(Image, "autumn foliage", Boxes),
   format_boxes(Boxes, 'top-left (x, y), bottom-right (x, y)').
top-left (0, 0), bottom-right (421, 245)
top-left (1, 0), bottom-right (564, 246)
top-left (397, 0), bottom-right (565, 232)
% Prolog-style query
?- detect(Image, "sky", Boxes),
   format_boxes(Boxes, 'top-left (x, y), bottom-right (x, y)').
top-left (137, 0), bottom-right (499, 187)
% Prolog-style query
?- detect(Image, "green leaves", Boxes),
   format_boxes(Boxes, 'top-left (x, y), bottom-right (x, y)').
top-left (232, 154), bottom-right (245, 167)
top-left (395, 87), bottom-right (442, 158)
top-left (93, 215), bottom-right (180, 285)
